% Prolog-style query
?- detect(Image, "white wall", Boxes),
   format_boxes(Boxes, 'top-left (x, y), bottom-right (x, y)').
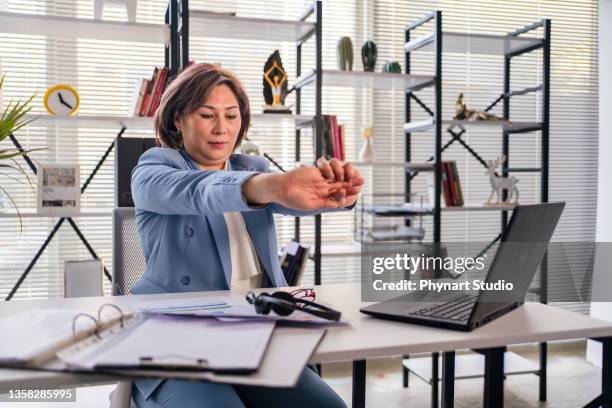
top-left (587, 0), bottom-right (612, 366)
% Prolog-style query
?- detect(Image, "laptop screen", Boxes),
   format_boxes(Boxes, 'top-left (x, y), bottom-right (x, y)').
top-left (470, 203), bottom-right (565, 323)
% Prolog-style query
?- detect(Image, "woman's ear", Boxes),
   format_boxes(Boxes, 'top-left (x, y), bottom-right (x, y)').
top-left (173, 113), bottom-right (182, 133)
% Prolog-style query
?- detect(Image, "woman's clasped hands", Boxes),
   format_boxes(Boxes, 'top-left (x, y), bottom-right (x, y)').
top-left (242, 157), bottom-right (365, 211)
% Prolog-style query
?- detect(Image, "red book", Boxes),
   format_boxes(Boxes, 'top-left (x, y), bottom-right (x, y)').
top-left (138, 79), bottom-right (152, 117)
top-left (148, 67), bottom-right (169, 116)
top-left (447, 161), bottom-right (457, 206)
top-left (441, 162), bottom-right (451, 206)
top-left (330, 115), bottom-right (339, 159)
top-left (143, 67), bottom-right (160, 116)
top-left (338, 124), bottom-right (345, 161)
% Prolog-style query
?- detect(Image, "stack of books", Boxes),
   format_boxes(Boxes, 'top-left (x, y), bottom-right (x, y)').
top-left (280, 240), bottom-right (310, 286)
top-left (319, 115), bottom-right (345, 161)
top-left (441, 161), bottom-right (464, 206)
top-left (128, 67), bottom-right (170, 117)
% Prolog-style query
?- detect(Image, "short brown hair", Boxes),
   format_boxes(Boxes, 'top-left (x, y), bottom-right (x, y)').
top-left (154, 63), bottom-right (251, 150)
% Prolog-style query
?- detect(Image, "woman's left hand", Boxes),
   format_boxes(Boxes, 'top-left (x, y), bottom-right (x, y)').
top-left (316, 157), bottom-right (365, 208)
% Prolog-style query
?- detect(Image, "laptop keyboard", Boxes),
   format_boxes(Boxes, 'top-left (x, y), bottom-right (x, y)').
top-left (409, 294), bottom-right (478, 322)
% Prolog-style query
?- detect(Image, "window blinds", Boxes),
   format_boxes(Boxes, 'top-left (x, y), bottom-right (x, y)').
top-left (0, 1), bottom-right (598, 314)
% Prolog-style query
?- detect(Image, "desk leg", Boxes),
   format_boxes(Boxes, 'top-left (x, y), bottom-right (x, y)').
top-left (539, 342), bottom-right (547, 401)
top-left (483, 347), bottom-right (505, 408)
top-left (441, 351), bottom-right (455, 408)
top-left (352, 360), bottom-right (366, 408)
top-left (432, 352), bottom-right (439, 408)
top-left (603, 338), bottom-right (612, 408)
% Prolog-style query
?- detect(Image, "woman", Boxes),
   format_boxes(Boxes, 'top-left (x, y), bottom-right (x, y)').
top-left (130, 63), bottom-right (364, 408)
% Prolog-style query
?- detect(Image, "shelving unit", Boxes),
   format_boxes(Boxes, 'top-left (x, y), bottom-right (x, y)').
top-left (392, 11), bottom-right (552, 407)
top-left (2, 6), bottom-right (175, 301)
top-left (170, 0), bottom-right (325, 281)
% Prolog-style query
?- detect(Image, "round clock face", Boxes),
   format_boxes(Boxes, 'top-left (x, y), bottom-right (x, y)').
top-left (44, 85), bottom-right (80, 116)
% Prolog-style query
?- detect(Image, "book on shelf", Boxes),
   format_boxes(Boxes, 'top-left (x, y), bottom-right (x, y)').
top-left (441, 161), bottom-right (464, 207)
top-left (128, 78), bottom-right (148, 117)
top-left (129, 66), bottom-right (171, 118)
top-left (318, 115), bottom-right (345, 161)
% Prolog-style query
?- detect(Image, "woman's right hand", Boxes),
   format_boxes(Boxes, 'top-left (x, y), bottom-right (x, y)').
top-left (242, 167), bottom-right (350, 210)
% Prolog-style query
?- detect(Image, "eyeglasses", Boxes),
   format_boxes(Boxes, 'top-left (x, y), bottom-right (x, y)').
top-left (245, 290), bottom-right (341, 321)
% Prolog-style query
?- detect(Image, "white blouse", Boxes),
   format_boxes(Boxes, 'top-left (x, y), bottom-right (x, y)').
top-left (222, 162), bottom-right (263, 289)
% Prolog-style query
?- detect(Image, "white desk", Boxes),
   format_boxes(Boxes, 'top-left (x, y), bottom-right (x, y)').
top-left (1, 283), bottom-right (611, 408)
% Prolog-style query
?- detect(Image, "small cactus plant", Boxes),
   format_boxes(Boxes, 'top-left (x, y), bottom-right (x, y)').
top-left (382, 61), bottom-right (402, 73)
top-left (361, 40), bottom-right (377, 72)
top-left (337, 37), bottom-right (353, 71)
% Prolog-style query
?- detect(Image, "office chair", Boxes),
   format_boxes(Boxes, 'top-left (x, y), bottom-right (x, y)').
top-left (110, 207), bottom-right (146, 408)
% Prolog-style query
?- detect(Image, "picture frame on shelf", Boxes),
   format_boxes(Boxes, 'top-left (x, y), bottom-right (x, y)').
top-left (36, 163), bottom-right (81, 216)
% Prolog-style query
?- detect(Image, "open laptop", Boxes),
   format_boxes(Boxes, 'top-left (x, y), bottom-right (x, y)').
top-left (360, 202), bottom-right (565, 331)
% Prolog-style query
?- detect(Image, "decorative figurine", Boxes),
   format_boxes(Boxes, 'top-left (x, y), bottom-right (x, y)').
top-left (337, 37), bottom-right (354, 71)
top-left (453, 93), bottom-right (503, 121)
top-left (485, 155), bottom-right (519, 205)
top-left (94, 0), bottom-right (137, 22)
top-left (239, 139), bottom-right (262, 156)
top-left (382, 61), bottom-right (401, 73)
top-left (263, 50), bottom-right (292, 114)
top-left (361, 40), bottom-right (377, 72)
top-left (359, 127), bottom-right (374, 162)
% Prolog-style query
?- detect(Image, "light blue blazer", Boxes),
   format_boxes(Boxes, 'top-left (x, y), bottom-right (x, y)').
top-left (129, 147), bottom-right (348, 399)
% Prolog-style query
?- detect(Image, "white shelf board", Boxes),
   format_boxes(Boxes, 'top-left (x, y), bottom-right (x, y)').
top-left (251, 113), bottom-right (314, 126)
top-left (353, 162), bottom-right (433, 171)
top-left (406, 31), bottom-right (542, 56)
top-left (403, 351), bottom-right (538, 383)
top-left (443, 203), bottom-right (517, 212)
top-left (295, 70), bottom-right (435, 90)
top-left (0, 12), bottom-right (169, 44)
top-left (0, 208), bottom-right (112, 218)
top-left (23, 113), bottom-right (313, 130)
top-left (404, 119), bottom-right (542, 133)
top-left (190, 10), bottom-right (315, 42)
top-left (24, 114), bottom-right (155, 131)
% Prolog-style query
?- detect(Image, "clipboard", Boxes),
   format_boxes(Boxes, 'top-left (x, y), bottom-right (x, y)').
top-left (59, 314), bottom-right (275, 373)
top-left (1, 304), bottom-right (273, 373)
top-left (0, 304), bottom-right (327, 388)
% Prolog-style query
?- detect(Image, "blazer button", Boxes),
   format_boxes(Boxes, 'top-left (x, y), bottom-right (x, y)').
top-left (184, 226), bottom-right (193, 237)
top-left (180, 276), bottom-right (191, 285)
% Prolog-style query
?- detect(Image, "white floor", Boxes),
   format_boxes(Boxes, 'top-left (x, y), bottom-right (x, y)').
top-left (0, 341), bottom-right (602, 408)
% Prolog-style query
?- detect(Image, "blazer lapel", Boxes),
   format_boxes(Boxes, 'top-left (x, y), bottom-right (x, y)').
top-left (207, 214), bottom-right (232, 288)
top-left (241, 211), bottom-right (277, 286)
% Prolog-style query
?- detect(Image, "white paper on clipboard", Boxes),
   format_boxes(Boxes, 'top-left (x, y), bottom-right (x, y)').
top-left (59, 315), bottom-right (275, 372)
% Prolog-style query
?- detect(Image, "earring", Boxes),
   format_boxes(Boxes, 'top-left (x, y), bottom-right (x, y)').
top-left (176, 129), bottom-right (184, 148)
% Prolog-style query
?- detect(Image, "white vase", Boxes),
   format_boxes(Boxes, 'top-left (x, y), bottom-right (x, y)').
top-left (359, 138), bottom-right (374, 162)
top-left (359, 127), bottom-right (374, 162)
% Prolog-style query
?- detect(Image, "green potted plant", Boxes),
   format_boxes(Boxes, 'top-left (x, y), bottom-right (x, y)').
top-left (0, 74), bottom-right (40, 229)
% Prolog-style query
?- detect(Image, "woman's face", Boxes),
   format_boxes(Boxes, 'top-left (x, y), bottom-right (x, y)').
top-left (175, 84), bottom-right (242, 170)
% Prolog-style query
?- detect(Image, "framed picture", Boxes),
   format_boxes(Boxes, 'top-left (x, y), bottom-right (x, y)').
top-left (36, 163), bottom-right (81, 216)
